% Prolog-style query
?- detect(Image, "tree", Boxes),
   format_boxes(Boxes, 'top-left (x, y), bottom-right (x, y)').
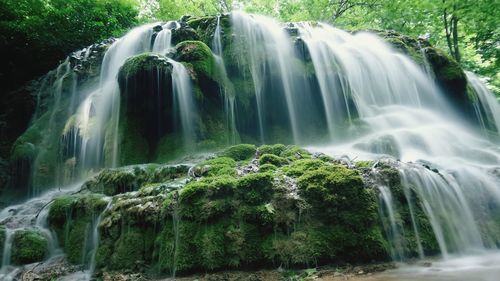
top-left (0, 0), bottom-right (139, 92)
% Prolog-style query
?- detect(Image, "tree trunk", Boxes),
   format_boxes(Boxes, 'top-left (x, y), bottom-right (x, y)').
top-left (452, 15), bottom-right (460, 62)
top-left (443, 8), bottom-right (454, 58)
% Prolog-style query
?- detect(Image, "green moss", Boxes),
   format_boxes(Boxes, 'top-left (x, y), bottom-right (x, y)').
top-left (10, 142), bottom-right (36, 162)
top-left (257, 144), bottom-right (286, 156)
top-left (281, 145), bottom-right (312, 160)
top-left (259, 154), bottom-right (289, 167)
top-left (219, 144), bottom-right (256, 161)
top-left (48, 194), bottom-right (108, 264)
top-left (259, 163), bottom-right (277, 173)
top-left (155, 134), bottom-right (187, 163)
top-left (199, 157), bottom-right (237, 177)
top-left (116, 115), bottom-right (150, 166)
top-left (118, 53), bottom-right (172, 81)
top-left (355, 160), bottom-right (375, 169)
top-left (84, 167), bottom-right (137, 195)
top-left (11, 229), bottom-right (48, 265)
top-left (175, 40), bottom-right (218, 82)
top-left (297, 164), bottom-right (377, 226)
top-left (109, 230), bottom-right (146, 269)
top-left (158, 218), bottom-right (265, 274)
top-left (424, 47), bottom-right (470, 110)
top-left (265, 231), bottom-right (323, 267)
top-left (180, 175), bottom-right (236, 221)
top-left (235, 173), bottom-right (274, 205)
top-left (282, 159), bottom-right (326, 177)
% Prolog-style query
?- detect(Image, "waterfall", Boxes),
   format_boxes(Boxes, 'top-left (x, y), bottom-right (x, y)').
top-left (31, 59), bottom-right (72, 196)
top-left (231, 12), bottom-right (312, 144)
top-left (83, 23), bottom-right (157, 168)
top-left (377, 184), bottom-right (406, 261)
top-left (86, 199), bottom-right (112, 278)
top-left (6, 11), bottom-right (500, 273)
top-left (152, 21), bottom-right (179, 55)
top-left (301, 20), bottom-right (500, 259)
top-left (213, 15), bottom-right (238, 144)
top-left (0, 183), bottom-right (81, 279)
top-left (16, 20), bottom-right (203, 194)
top-left (466, 71), bottom-right (500, 135)
top-left (169, 59), bottom-right (197, 146)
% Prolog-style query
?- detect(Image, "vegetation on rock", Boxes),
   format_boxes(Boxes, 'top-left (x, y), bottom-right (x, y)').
top-left (11, 229), bottom-right (48, 265)
top-left (43, 144), bottom-right (440, 276)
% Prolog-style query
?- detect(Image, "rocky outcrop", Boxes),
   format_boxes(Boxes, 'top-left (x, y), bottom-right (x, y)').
top-left (43, 144), bottom-right (439, 277)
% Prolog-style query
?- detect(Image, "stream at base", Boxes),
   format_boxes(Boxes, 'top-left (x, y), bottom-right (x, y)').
top-left (358, 252), bottom-right (500, 281)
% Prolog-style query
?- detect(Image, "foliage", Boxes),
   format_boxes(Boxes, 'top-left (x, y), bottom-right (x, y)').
top-left (0, 0), bottom-right (139, 92)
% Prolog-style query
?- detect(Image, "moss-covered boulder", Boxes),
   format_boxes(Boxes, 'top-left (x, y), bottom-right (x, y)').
top-left (50, 144), bottom-right (443, 275)
top-left (361, 160), bottom-right (440, 258)
top-left (48, 193), bottom-right (109, 264)
top-left (11, 229), bottom-right (48, 265)
top-left (175, 40), bottom-right (219, 84)
top-left (117, 53), bottom-right (175, 164)
top-left (171, 26), bottom-right (200, 45)
top-left (377, 30), bottom-right (426, 64)
top-left (424, 47), bottom-right (474, 117)
top-left (259, 154), bottom-right (289, 167)
top-left (219, 144), bottom-right (256, 161)
top-left (82, 164), bottom-right (189, 196)
top-left (95, 186), bottom-right (167, 271)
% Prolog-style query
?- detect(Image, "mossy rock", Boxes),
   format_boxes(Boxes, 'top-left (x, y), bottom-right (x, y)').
top-left (118, 53), bottom-right (173, 82)
top-left (219, 144), bottom-right (256, 161)
top-left (282, 158), bottom-right (326, 177)
top-left (171, 26), bottom-right (200, 45)
top-left (297, 164), bottom-right (376, 226)
top-left (424, 47), bottom-right (474, 116)
top-left (235, 172), bottom-right (274, 205)
top-left (179, 175), bottom-right (236, 221)
top-left (259, 163), bottom-right (277, 173)
top-left (83, 166), bottom-right (144, 195)
top-left (281, 145), bottom-right (312, 160)
top-left (192, 157), bottom-right (237, 177)
top-left (11, 229), bottom-right (48, 265)
top-left (377, 30), bottom-right (424, 64)
top-left (257, 144), bottom-right (287, 157)
top-left (10, 142), bottom-right (36, 162)
top-left (83, 164), bottom-right (187, 196)
top-left (48, 193), bottom-right (108, 264)
top-left (175, 40), bottom-right (218, 82)
top-left (259, 154), bottom-right (289, 167)
top-left (117, 53), bottom-right (177, 164)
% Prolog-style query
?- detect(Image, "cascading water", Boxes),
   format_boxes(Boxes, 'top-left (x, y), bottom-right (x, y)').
top-left (0, 183), bottom-right (81, 279)
top-left (213, 15), bottom-right (238, 144)
top-left (152, 21), bottom-right (179, 55)
top-left (301, 22), bottom-right (500, 261)
top-left (21, 21), bottom-right (200, 192)
top-left (231, 12), bottom-right (314, 144)
top-left (466, 71), bottom-right (500, 135)
top-left (169, 59), bottom-right (197, 145)
top-left (79, 23), bottom-right (158, 169)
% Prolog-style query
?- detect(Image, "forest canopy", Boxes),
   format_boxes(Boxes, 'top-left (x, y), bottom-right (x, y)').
top-left (0, 0), bottom-right (498, 93)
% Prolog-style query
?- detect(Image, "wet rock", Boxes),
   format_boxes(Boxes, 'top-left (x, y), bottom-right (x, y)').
top-left (11, 229), bottom-right (48, 265)
top-left (171, 26), bottom-right (200, 45)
